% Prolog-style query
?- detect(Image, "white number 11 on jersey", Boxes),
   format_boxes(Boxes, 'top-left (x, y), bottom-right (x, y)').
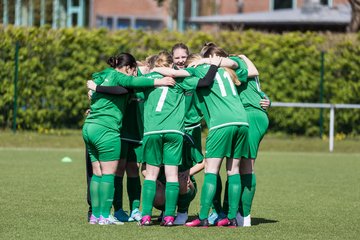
top-left (215, 71), bottom-right (237, 97)
top-left (156, 87), bottom-right (169, 112)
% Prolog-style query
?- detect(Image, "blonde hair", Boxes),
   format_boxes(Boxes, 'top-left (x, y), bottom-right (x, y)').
top-left (154, 51), bottom-right (172, 68)
top-left (224, 67), bottom-right (240, 86)
top-left (185, 53), bottom-right (202, 66)
top-left (145, 55), bottom-right (158, 69)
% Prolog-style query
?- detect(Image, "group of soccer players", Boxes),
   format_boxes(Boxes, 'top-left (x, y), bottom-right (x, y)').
top-left (82, 42), bottom-right (270, 227)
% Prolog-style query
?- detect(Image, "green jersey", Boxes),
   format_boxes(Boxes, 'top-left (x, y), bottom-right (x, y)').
top-left (121, 92), bottom-right (144, 143)
top-left (230, 56), bottom-right (270, 113)
top-left (142, 72), bottom-right (198, 136)
top-left (85, 68), bottom-right (155, 131)
top-left (184, 91), bottom-right (203, 128)
top-left (185, 65), bottom-right (249, 131)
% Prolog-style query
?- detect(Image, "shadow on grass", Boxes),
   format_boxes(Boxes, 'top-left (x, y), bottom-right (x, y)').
top-left (186, 215), bottom-right (278, 226)
top-left (252, 217), bottom-right (278, 226)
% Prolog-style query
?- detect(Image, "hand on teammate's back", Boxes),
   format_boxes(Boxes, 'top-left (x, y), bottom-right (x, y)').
top-left (154, 76), bottom-right (176, 87)
top-left (87, 80), bottom-right (96, 91)
top-left (260, 99), bottom-right (270, 110)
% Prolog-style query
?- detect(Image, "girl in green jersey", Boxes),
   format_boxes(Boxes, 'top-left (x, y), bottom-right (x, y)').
top-left (139, 51), bottom-right (221, 226)
top-left (153, 50), bottom-right (247, 227)
top-left (83, 53), bottom-right (175, 225)
top-left (204, 44), bottom-right (271, 227)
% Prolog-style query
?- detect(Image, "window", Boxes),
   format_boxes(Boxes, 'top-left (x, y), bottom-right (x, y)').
top-left (106, 17), bottom-right (113, 29)
top-left (273, 0), bottom-right (293, 10)
top-left (96, 16), bottom-right (113, 30)
top-left (320, 0), bottom-right (329, 5)
top-left (116, 18), bottom-right (130, 29)
top-left (135, 19), bottom-right (162, 30)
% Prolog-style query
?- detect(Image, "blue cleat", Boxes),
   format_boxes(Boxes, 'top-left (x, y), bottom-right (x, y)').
top-left (114, 209), bottom-right (130, 222)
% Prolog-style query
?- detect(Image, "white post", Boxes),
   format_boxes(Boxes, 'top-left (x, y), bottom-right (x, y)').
top-left (3, 0), bottom-right (9, 26)
top-left (329, 105), bottom-right (335, 152)
top-left (15, 0), bottom-right (22, 26)
top-left (40, 0), bottom-right (45, 26)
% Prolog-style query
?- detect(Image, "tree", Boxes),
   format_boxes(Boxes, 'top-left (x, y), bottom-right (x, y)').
top-left (349, 0), bottom-right (360, 32)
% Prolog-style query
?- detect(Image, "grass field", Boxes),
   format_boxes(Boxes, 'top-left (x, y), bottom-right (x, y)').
top-left (0, 131), bottom-right (359, 240)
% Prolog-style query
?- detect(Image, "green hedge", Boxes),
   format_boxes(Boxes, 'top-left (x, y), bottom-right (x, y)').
top-left (1, 26), bottom-right (359, 136)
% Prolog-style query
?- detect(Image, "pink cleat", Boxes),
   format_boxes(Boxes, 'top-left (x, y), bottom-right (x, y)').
top-left (89, 214), bottom-right (98, 225)
top-left (185, 218), bottom-right (209, 228)
top-left (160, 216), bottom-right (175, 226)
top-left (138, 215), bottom-right (152, 226)
top-left (216, 218), bottom-right (230, 227)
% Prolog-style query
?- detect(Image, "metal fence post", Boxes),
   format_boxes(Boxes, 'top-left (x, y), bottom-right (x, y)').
top-left (329, 105), bottom-right (335, 152)
top-left (319, 51), bottom-right (325, 138)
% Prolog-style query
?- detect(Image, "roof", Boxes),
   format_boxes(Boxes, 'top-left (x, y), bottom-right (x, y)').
top-left (189, 3), bottom-right (351, 26)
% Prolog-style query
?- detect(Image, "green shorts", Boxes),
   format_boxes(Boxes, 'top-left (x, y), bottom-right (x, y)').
top-left (205, 125), bottom-right (249, 159)
top-left (82, 123), bottom-right (121, 162)
top-left (142, 133), bottom-right (183, 166)
top-left (246, 109), bottom-right (269, 159)
top-left (181, 125), bottom-right (204, 172)
top-left (120, 139), bottom-right (143, 163)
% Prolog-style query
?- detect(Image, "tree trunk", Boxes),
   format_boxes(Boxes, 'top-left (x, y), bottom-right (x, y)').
top-left (349, 0), bottom-right (360, 32)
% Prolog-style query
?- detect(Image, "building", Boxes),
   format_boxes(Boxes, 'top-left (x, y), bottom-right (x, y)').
top-left (190, 0), bottom-right (352, 32)
top-left (0, 0), bottom-right (352, 32)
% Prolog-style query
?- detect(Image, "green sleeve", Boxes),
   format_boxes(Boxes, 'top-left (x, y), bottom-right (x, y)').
top-left (184, 67), bottom-right (196, 76)
top-left (115, 74), bottom-right (155, 88)
top-left (179, 76), bottom-right (199, 91)
top-left (229, 56), bottom-right (248, 83)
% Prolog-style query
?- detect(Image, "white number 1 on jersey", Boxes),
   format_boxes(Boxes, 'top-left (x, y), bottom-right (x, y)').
top-left (155, 87), bottom-right (169, 112)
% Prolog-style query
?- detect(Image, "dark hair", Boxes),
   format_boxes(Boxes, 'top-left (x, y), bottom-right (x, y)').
top-left (199, 42), bottom-right (218, 57)
top-left (107, 53), bottom-right (137, 69)
top-left (201, 45), bottom-right (229, 58)
top-left (200, 42), bottom-right (229, 58)
top-left (171, 43), bottom-right (189, 56)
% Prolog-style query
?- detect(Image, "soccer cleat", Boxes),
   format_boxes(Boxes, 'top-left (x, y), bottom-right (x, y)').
top-left (138, 215), bottom-right (152, 226)
top-left (243, 214), bottom-right (251, 227)
top-left (98, 215), bottom-right (124, 225)
top-left (89, 214), bottom-right (98, 225)
top-left (160, 216), bottom-right (175, 226)
top-left (108, 214), bottom-right (125, 225)
top-left (174, 212), bottom-right (188, 225)
top-left (228, 218), bottom-right (238, 228)
top-left (128, 208), bottom-right (142, 222)
top-left (236, 212), bottom-right (251, 227)
top-left (216, 217), bottom-right (230, 227)
top-left (208, 211), bottom-right (227, 225)
top-left (185, 218), bottom-right (209, 228)
top-left (208, 211), bottom-right (218, 225)
top-left (114, 209), bottom-right (130, 222)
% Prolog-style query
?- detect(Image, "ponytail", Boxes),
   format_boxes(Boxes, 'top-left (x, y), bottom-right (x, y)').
top-left (107, 53), bottom-right (137, 69)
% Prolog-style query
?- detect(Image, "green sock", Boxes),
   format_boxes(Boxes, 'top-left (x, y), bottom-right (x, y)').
top-left (212, 174), bottom-right (223, 214)
top-left (164, 182), bottom-right (180, 217)
top-left (127, 176), bottom-right (141, 210)
top-left (113, 176), bottom-right (123, 211)
top-left (90, 175), bottom-right (102, 218)
top-left (99, 174), bottom-right (115, 218)
top-left (240, 174), bottom-right (256, 217)
top-left (199, 173), bottom-right (217, 220)
top-left (227, 174), bottom-right (241, 219)
top-left (222, 179), bottom-right (229, 215)
top-left (141, 180), bottom-right (156, 216)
